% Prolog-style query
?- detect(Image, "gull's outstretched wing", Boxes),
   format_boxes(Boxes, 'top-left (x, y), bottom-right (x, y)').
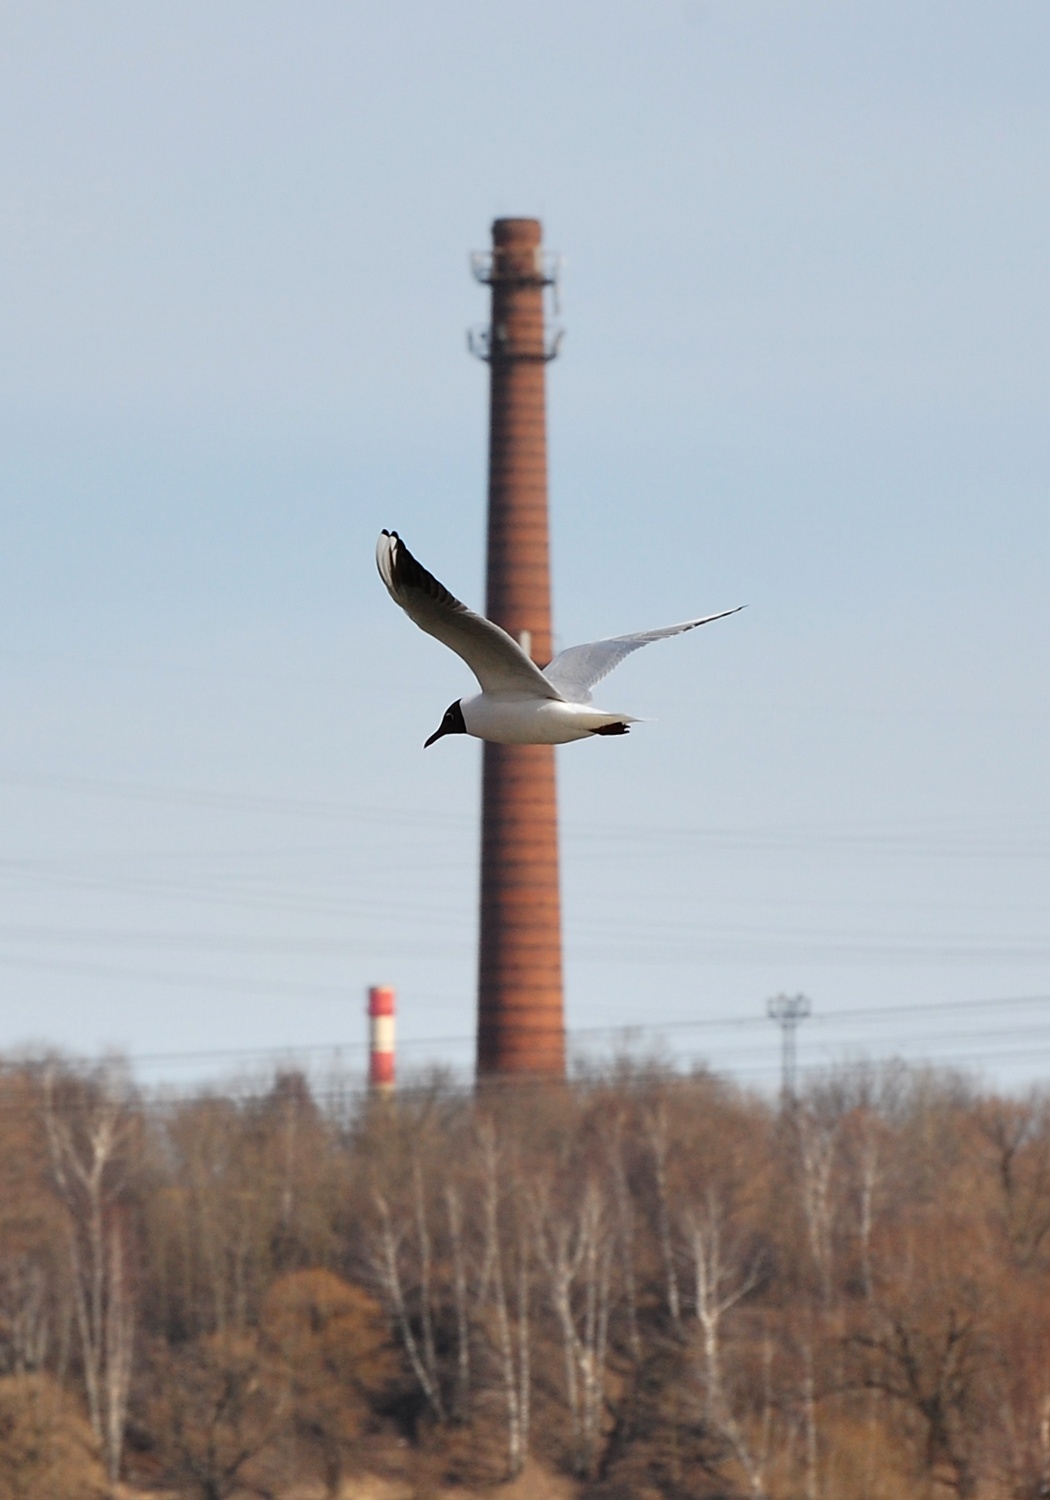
top-left (376, 531), bottom-right (563, 698)
top-left (542, 608), bottom-right (744, 704)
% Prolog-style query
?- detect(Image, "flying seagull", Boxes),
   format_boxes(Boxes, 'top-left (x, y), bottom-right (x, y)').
top-left (376, 530), bottom-right (743, 747)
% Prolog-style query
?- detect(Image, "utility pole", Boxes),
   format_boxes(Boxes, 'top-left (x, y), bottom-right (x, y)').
top-left (767, 993), bottom-right (811, 1104)
top-left (469, 218), bottom-right (565, 1079)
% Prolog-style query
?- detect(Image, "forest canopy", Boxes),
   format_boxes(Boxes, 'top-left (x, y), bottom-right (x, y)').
top-left (0, 1055), bottom-right (1048, 1498)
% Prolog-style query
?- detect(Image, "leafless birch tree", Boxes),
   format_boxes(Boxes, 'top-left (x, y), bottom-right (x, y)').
top-left (795, 1106), bottom-right (838, 1306)
top-left (0, 1257), bottom-right (50, 1374)
top-left (41, 1064), bottom-right (135, 1493)
top-left (444, 1182), bottom-right (471, 1419)
top-left (686, 1192), bottom-right (766, 1497)
top-left (478, 1124), bottom-right (530, 1478)
top-left (607, 1113), bottom-right (641, 1363)
top-left (645, 1103), bottom-right (681, 1325)
top-left (535, 1178), bottom-right (612, 1477)
top-left (372, 1185), bottom-right (446, 1422)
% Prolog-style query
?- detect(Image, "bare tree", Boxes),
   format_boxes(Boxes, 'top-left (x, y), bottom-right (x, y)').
top-left (645, 1103), bottom-right (681, 1326)
top-left (534, 1177), bottom-right (612, 1477)
top-left (479, 1124), bottom-right (530, 1478)
top-left (444, 1183), bottom-right (471, 1419)
top-left (0, 1257), bottom-right (50, 1374)
top-left (686, 1191), bottom-right (766, 1497)
top-left (372, 1186), bottom-right (445, 1422)
top-left (977, 1093), bottom-right (1050, 1267)
top-left (802, 1336), bottom-right (819, 1500)
top-left (41, 1064), bottom-right (135, 1493)
top-left (607, 1112), bottom-right (641, 1364)
top-left (849, 1305), bottom-right (984, 1496)
top-left (853, 1114), bottom-right (883, 1304)
top-left (147, 1330), bottom-right (280, 1500)
top-left (411, 1160), bottom-right (440, 1408)
top-left (795, 1105), bottom-right (838, 1306)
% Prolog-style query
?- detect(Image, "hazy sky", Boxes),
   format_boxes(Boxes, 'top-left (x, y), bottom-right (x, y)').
top-left (2, 1), bottom-right (1048, 1090)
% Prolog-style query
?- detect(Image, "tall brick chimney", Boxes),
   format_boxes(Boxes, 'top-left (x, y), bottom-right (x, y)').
top-left (471, 218), bottom-right (565, 1078)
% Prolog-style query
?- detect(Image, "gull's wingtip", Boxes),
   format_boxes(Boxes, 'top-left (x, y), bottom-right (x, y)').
top-left (376, 529), bottom-right (399, 588)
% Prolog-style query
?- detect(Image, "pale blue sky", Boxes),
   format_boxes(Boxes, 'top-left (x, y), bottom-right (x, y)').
top-left (2, 1), bottom-right (1048, 1089)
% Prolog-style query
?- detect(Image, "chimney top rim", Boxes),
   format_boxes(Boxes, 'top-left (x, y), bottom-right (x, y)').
top-left (492, 217), bottom-right (542, 246)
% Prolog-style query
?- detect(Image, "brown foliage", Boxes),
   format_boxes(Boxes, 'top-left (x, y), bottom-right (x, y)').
top-left (4, 1056), bottom-right (1050, 1496)
top-left (0, 1372), bottom-right (107, 1500)
top-left (262, 1269), bottom-right (397, 1496)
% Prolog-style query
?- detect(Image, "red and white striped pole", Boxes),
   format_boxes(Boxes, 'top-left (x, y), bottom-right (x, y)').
top-left (367, 986), bottom-right (396, 1093)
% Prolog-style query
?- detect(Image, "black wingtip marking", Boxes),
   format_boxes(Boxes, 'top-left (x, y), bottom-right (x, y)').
top-left (592, 721), bottom-right (631, 736)
top-left (387, 533), bottom-right (462, 611)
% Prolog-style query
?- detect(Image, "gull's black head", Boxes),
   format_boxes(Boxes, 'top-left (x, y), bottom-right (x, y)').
top-left (424, 699), bottom-right (467, 748)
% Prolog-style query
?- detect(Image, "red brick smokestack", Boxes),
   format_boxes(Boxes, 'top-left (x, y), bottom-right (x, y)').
top-left (474, 218), bottom-right (565, 1078)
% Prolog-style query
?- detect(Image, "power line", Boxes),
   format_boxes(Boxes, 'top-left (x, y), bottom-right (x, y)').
top-left (4, 767), bottom-right (1049, 859)
top-left (8, 989), bottom-right (1043, 1071)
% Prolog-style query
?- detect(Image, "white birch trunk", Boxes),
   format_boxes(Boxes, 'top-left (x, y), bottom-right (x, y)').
top-left (516, 1220), bottom-right (531, 1466)
top-left (803, 1338), bottom-right (819, 1500)
top-left (608, 1118), bottom-right (641, 1363)
top-left (796, 1109), bottom-right (838, 1306)
top-left (645, 1105), bottom-right (681, 1324)
top-left (688, 1196), bottom-right (764, 1498)
top-left (41, 1065), bottom-right (135, 1493)
top-left (412, 1161), bottom-right (440, 1400)
top-left (445, 1184), bottom-right (471, 1418)
top-left (373, 1190), bottom-right (445, 1420)
top-left (536, 1181), bottom-right (610, 1477)
top-left (481, 1131), bottom-right (522, 1478)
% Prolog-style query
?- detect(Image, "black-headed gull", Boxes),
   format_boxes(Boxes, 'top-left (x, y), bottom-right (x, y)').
top-left (376, 530), bottom-right (742, 747)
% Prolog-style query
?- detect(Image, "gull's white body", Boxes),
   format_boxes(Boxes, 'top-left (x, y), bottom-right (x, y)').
top-left (375, 530), bottom-right (742, 747)
top-left (461, 693), bottom-right (634, 744)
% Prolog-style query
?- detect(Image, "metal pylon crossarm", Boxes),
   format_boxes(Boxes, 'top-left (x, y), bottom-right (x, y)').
top-left (767, 993), bottom-right (812, 1103)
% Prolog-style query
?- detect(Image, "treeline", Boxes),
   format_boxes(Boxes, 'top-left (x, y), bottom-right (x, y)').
top-left (1, 1056), bottom-right (1050, 1498)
